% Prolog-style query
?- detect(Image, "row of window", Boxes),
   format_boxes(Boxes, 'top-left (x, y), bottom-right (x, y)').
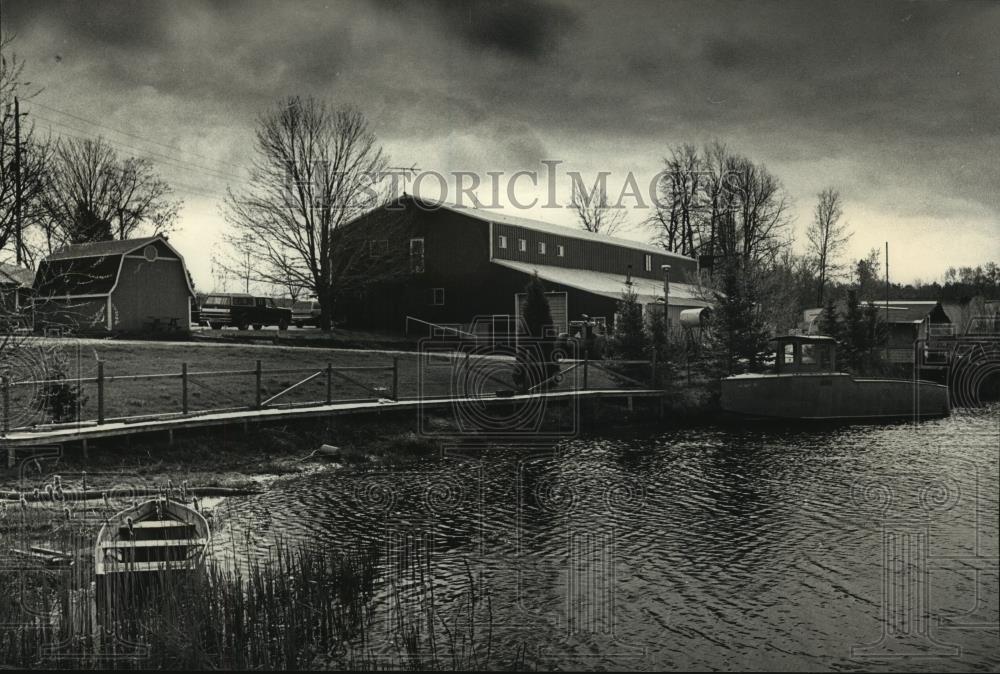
top-left (497, 235), bottom-right (565, 258)
top-left (497, 235), bottom-right (656, 273)
top-left (409, 235), bottom-right (657, 274)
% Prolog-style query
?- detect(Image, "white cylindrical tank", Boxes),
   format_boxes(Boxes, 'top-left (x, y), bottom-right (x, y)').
top-left (679, 307), bottom-right (712, 328)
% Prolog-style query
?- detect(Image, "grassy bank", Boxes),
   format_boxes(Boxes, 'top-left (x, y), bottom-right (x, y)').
top-left (7, 338), bottom-right (627, 427)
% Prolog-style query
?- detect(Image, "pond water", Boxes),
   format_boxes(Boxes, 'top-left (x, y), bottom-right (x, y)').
top-left (211, 408), bottom-right (999, 671)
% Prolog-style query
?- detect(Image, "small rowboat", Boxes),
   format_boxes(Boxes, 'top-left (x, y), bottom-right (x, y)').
top-left (95, 497), bottom-right (210, 577)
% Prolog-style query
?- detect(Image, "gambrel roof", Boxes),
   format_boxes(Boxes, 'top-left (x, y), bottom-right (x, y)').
top-left (33, 235), bottom-right (195, 298)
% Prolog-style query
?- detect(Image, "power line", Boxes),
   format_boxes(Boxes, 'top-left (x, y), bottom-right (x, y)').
top-left (28, 97), bottom-right (248, 171)
top-left (32, 114), bottom-right (247, 185)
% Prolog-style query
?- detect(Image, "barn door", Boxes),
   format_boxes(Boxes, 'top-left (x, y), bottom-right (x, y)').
top-left (515, 291), bottom-right (568, 336)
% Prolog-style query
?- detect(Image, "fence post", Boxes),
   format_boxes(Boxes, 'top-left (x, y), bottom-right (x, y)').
top-left (181, 363), bottom-right (189, 415)
top-left (326, 363), bottom-right (333, 404)
top-left (392, 357), bottom-right (399, 401)
top-left (650, 352), bottom-right (657, 389)
top-left (255, 360), bottom-right (262, 409)
top-left (582, 350), bottom-right (589, 391)
top-left (97, 361), bottom-right (105, 425)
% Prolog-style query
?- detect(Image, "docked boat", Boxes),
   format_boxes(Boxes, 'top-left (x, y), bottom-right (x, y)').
top-left (95, 496), bottom-right (210, 578)
top-left (720, 335), bottom-right (950, 421)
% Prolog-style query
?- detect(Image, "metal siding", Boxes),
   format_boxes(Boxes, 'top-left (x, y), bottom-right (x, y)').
top-left (491, 222), bottom-right (696, 281)
top-left (111, 258), bottom-right (191, 332)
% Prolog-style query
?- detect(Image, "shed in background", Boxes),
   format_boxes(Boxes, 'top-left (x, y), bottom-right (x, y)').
top-left (32, 236), bottom-right (196, 335)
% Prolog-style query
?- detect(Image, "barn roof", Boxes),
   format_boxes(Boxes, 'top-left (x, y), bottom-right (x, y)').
top-left (493, 259), bottom-right (712, 308)
top-left (34, 235), bottom-right (195, 298)
top-left (0, 262), bottom-right (35, 287)
top-left (34, 255), bottom-right (122, 296)
top-left (399, 195), bottom-right (696, 262)
top-left (45, 236), bottom-right (162, 261)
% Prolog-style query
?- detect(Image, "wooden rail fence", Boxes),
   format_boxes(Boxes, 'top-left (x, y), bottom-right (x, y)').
top-left (1, 357), bottom-right (400, 433)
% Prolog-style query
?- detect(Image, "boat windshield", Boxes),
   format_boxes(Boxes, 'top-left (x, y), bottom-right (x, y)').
top-left (774, 338), bottom-right (836, 373)
top-left (800, 343), bottom-right (833, 371)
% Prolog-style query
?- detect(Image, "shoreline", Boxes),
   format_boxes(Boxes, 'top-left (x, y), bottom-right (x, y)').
top-left (1, 380), bottom-right (720, 493)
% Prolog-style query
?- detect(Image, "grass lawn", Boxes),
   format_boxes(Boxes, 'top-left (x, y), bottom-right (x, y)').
top-left (5, 338), bottom-right (630, 427)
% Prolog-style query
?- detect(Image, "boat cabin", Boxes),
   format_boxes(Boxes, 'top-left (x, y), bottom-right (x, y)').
top-left (773, 335), bottom-right (837, 374)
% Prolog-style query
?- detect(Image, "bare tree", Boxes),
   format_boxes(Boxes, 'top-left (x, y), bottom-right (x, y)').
top-left (649, 144), bottom-right (702, 256)
top-left (571, 181), bottom-right (626, 235)
top-left (0, 32), bottom-right (52, 267)
top-left (41, 136), bottom-right (180, 245)
top-left (224, 96), bottom-right (408, 330)
top-left (807, 188), bottom-right (851, 304)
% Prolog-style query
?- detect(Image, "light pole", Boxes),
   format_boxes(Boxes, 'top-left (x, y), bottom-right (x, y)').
top-left (661, 264), bottom-right (671, 339)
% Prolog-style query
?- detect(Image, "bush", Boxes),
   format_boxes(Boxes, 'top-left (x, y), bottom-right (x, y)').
top-left (37, 352), bottom-right (87, 423)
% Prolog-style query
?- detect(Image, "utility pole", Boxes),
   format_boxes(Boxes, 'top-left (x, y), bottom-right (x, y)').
top-left (13, 97), bottom-right (23, 266)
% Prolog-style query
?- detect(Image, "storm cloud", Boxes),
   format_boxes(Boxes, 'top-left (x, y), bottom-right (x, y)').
top-left (1, 0), bottom-right (997, 285)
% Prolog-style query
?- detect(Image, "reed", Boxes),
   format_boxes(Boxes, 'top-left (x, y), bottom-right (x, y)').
top-left (0, 526), bottom-right (501, 670)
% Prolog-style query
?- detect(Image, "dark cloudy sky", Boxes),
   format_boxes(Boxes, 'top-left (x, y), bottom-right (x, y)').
top-left (2, 0), bottom-right (998, 287)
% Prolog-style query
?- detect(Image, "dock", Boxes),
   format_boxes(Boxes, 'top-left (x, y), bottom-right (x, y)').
top-left (2, 388), bottom-right (664, 466)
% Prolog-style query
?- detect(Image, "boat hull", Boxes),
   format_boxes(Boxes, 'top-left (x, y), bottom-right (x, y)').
top-left (720, 373), bottom-right (950, 421)
top-left (95, 498), bottom-right (210, 577)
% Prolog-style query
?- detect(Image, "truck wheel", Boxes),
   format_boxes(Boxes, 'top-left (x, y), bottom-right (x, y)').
top-left (278, 320), bottom-right (289, 331)
top-left (294, 321), bottom-right (303, 329)
top-left (253, 324), bottom-right (263, 331)
top-left (209, 322), bottom-right (222, 330)
top-left (237, 322), bottom-right (249, 331)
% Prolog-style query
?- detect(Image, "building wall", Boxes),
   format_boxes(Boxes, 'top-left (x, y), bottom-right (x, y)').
top-left (492, 222), bottom-right (698, 281)
top-left (32, 298), bottom-right (109, 333)
top-left (111, 256), bottom-right (191, 332)
top-left (340, 201), bottom-right (698, 333)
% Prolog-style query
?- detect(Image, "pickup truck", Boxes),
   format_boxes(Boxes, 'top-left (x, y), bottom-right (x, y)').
top-left (200, 293), bottom-right (292, 330)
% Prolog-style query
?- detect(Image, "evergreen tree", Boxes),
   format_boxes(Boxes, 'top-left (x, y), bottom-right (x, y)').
top-left (521, 272), bottom-right (553, 337)
top-left (842, 289), bottom-right (866, 370)
top-left (862, 301), bottom-right (887, 374)
top-left (67, 203), bottom-right (114, 243)
top-left (708, 258), bottom-right (771, 374)
top-left (818, 295), bottom-right (840, 337)
top-left (612, 285), bottom-right (648, 359)
top-left (512, 273), bottom-right (559, 393)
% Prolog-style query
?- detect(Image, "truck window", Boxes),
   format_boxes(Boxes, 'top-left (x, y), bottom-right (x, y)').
top-left (205, 295), bottom-right (230, 306)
